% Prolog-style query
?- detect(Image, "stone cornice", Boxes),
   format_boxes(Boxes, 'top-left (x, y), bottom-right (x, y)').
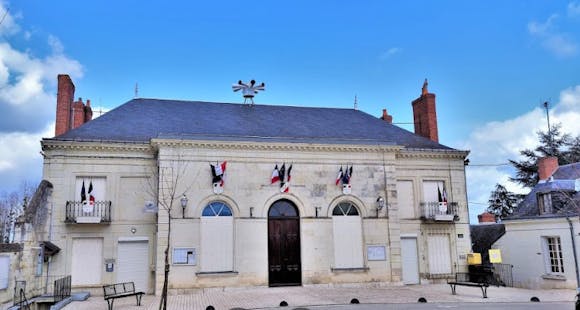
top-left (42, 139), bottom-right (153, 154)
top-left (151, 138), bottom-right (404, 153)
top-left (397, 148), bottom-right (470, 160)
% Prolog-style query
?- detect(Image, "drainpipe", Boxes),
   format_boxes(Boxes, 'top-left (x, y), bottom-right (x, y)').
top-left (566, 217), bottom-right (580, 294)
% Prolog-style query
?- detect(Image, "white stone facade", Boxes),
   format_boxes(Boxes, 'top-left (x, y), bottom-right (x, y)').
top-left (40, 138), bottom-right (471, 295)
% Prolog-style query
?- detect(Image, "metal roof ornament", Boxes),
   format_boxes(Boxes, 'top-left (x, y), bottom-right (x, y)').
top-left (232, 79), bottom-right (265, 105)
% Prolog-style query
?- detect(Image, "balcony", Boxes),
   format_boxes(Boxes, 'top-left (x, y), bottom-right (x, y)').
top-left (65, 201), bottom-right (111, 224)
top-left (420, 202), bottom-right (459, 222)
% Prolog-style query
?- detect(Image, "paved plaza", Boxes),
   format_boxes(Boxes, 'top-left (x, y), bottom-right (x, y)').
top-left (58, 284), bottom-right (575, 310)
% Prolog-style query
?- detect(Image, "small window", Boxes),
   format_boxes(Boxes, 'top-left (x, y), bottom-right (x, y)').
top-left (543, 236), bottom-right (564, 274)
top-left (173, 248), bottom-right (196, 265)
top-left (202, 202), bottom-right (232, 217)
top-left (332, 202), bottom-right (359, 216)
top-left (538, 193), bottom-right (553, 214)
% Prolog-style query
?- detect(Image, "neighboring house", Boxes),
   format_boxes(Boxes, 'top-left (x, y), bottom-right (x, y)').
top-left (38, 75), bottom-right (471, 295)
top-left (494, 157), bottom-right (580, 289)
top-left (0, 181), bottom-right (60, 304)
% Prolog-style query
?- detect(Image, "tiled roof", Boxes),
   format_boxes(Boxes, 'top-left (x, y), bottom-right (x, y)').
top-left (505, 162), bottom-right (580, 220)
top-left (49, 99), bottom-right (454, 150)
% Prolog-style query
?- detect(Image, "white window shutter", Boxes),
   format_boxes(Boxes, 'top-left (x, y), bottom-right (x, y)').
top-left (397, 180), bottom-right (415, 219)
top-left (333, 216), bottom-right (363, 268)
top-left (201, 216), bottom-right (233, 272)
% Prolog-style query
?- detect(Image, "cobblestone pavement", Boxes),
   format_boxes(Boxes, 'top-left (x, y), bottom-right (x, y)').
top-left (58, 284), bottom-right (576, 310)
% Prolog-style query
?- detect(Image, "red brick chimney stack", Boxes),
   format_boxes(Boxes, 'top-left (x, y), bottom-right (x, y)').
top-left (412, 79), bottom-right (439, 143)
top-left (538, 156), bottom-right (559, 181)
top-left (55, 75), bottom-right (93, 136)
top-left (478, 212), bottom-right (496, 223)
top-left (380, 109), bottom-right (393, 123)
top-left (55, 75), bottom-right (75, 136)
top-left (84, 99), bottom-right (93, 123)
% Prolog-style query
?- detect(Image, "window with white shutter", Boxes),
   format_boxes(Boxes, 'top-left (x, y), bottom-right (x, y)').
top-left (332, 202), bottom-right (364, 269)
top-left (200, 202), bottom-right (233, 272)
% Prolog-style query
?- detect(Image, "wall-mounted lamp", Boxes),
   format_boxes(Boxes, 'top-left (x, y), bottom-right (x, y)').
top-left (376, 196), bottom-right (386, 210)
top-left (250, 207), bottom-right (254, 218)
top-left (180, 194), bottom-right (188, 219)
top-left (130, 227), bottom-right (137, 234)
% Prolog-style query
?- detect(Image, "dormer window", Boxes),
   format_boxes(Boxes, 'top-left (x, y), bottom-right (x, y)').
top-left (537, 193), bottom-right (553, 214)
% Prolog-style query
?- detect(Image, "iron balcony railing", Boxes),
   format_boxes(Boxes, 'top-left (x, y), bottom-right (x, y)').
top-left (419, 202), bottom-right (459, 222)
top-left (65, 201), bottom-right (111, 223)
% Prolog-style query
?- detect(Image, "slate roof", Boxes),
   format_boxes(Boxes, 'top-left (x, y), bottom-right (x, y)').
top-left (505, 162), bottom-right (580, 220)
top-left (48, 99), bottom-right (454, 150)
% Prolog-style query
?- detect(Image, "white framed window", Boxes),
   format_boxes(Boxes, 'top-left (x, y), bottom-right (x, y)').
top-left (332, 202), bottom-right (364, 269)
top-left (172, 248), bottom-right (196, 265)
top-left (542, 236), bottom-right (564, 274)
top-left (75, 177), bottom-right (106, 202)
top-left (200, 201), bottom-right (233, 272)
top-left (422, 180), bottom-right (445, 203)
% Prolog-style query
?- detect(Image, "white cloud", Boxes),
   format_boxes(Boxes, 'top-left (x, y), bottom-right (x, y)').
top-left (568, 1), bottom-right (580, 17)
top-left (379, 47), bottom-right (402, 61)
top-left (458, 85), bottom-right (580, 223)
top-left (0, 2), bottom-right (83, 192)
top-left (528, 12), bottom-right (578, 57)
top-left (0, 2), bottom-right (20, 36)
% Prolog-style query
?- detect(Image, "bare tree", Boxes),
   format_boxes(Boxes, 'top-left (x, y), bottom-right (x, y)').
top-left (0, 181), bottom-right (36, 243)
top-left (144, 154), bottom-right (194, 310)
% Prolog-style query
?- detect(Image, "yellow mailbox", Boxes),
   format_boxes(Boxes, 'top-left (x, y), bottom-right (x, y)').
top-left (467, 253), bottom-right (482, 265)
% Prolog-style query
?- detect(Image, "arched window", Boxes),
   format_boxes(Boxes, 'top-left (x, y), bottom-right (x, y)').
top-left (269, 199), bottom-right (298, 217)
top-left (332, 202), bottom-right (359, 216)
top-left (332, 201), bottom-right (364, 269)
top-left (200, 201), bottom-right (233, 272)
top-left (202, 201), bottom-right (232, 216)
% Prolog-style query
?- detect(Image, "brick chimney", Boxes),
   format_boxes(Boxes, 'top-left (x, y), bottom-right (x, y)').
top-left (412, 79), bottom-right (439, 142)
top-left (380, 109), bottom-right (393, 123)
top-left (538, 156), bottom-right (559, 181)
top-left (84, 99), bottom-right (93, 123)
top-left (55, 75), bottom-right (93, 136)
top-left (478, 212), bottom-right (496, 223)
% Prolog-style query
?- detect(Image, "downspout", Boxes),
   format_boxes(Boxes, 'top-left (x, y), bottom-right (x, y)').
top-left (566, 217), bottom-right (580, 293)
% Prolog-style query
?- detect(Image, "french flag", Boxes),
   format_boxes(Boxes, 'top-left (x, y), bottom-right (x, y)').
top-left (271, 164), bottom-right (280, 184)
top-left (335, 167), bottom-right (343, 186)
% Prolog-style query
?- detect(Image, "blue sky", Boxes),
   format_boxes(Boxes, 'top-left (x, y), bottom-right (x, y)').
top-left (1, 0), bottom-right (580, 222)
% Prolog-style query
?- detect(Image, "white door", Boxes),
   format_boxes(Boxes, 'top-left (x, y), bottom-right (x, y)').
top-left (427, 234), bottom-right (452, 275)
top-left (117, 240), bottom-right (149, 293)
top-left (71, 238), bottom-right (103, 285)
top-left (401, 237), bottom-right (419, 284)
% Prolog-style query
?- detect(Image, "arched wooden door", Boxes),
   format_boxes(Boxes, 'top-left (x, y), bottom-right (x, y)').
top-left (268, 199), bottom-right (301, 286)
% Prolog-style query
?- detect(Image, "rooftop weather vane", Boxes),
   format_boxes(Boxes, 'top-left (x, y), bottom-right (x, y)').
top-left (232, 79), bottom-right (265, 105)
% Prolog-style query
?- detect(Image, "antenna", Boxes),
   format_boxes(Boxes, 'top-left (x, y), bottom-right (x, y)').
top-left (543, 100), bottom-right (553, 149)
top-left (543, 101), bottom-right (551, 134)
top-left (354, 95), bottom-right (358, 110)
top-left (232, 79), bottom-right (265, 105)
top-left (134, 83), bottom-right (139, 98)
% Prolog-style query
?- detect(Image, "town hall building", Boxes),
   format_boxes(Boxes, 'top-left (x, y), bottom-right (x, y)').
top-left (37, 75), bottom-right (471, 295)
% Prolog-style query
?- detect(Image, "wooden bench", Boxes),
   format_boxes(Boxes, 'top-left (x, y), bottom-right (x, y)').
top-left (447, 273), bottom-right (490, 298)
top-left (103, 282), bottom-right (144, 310)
